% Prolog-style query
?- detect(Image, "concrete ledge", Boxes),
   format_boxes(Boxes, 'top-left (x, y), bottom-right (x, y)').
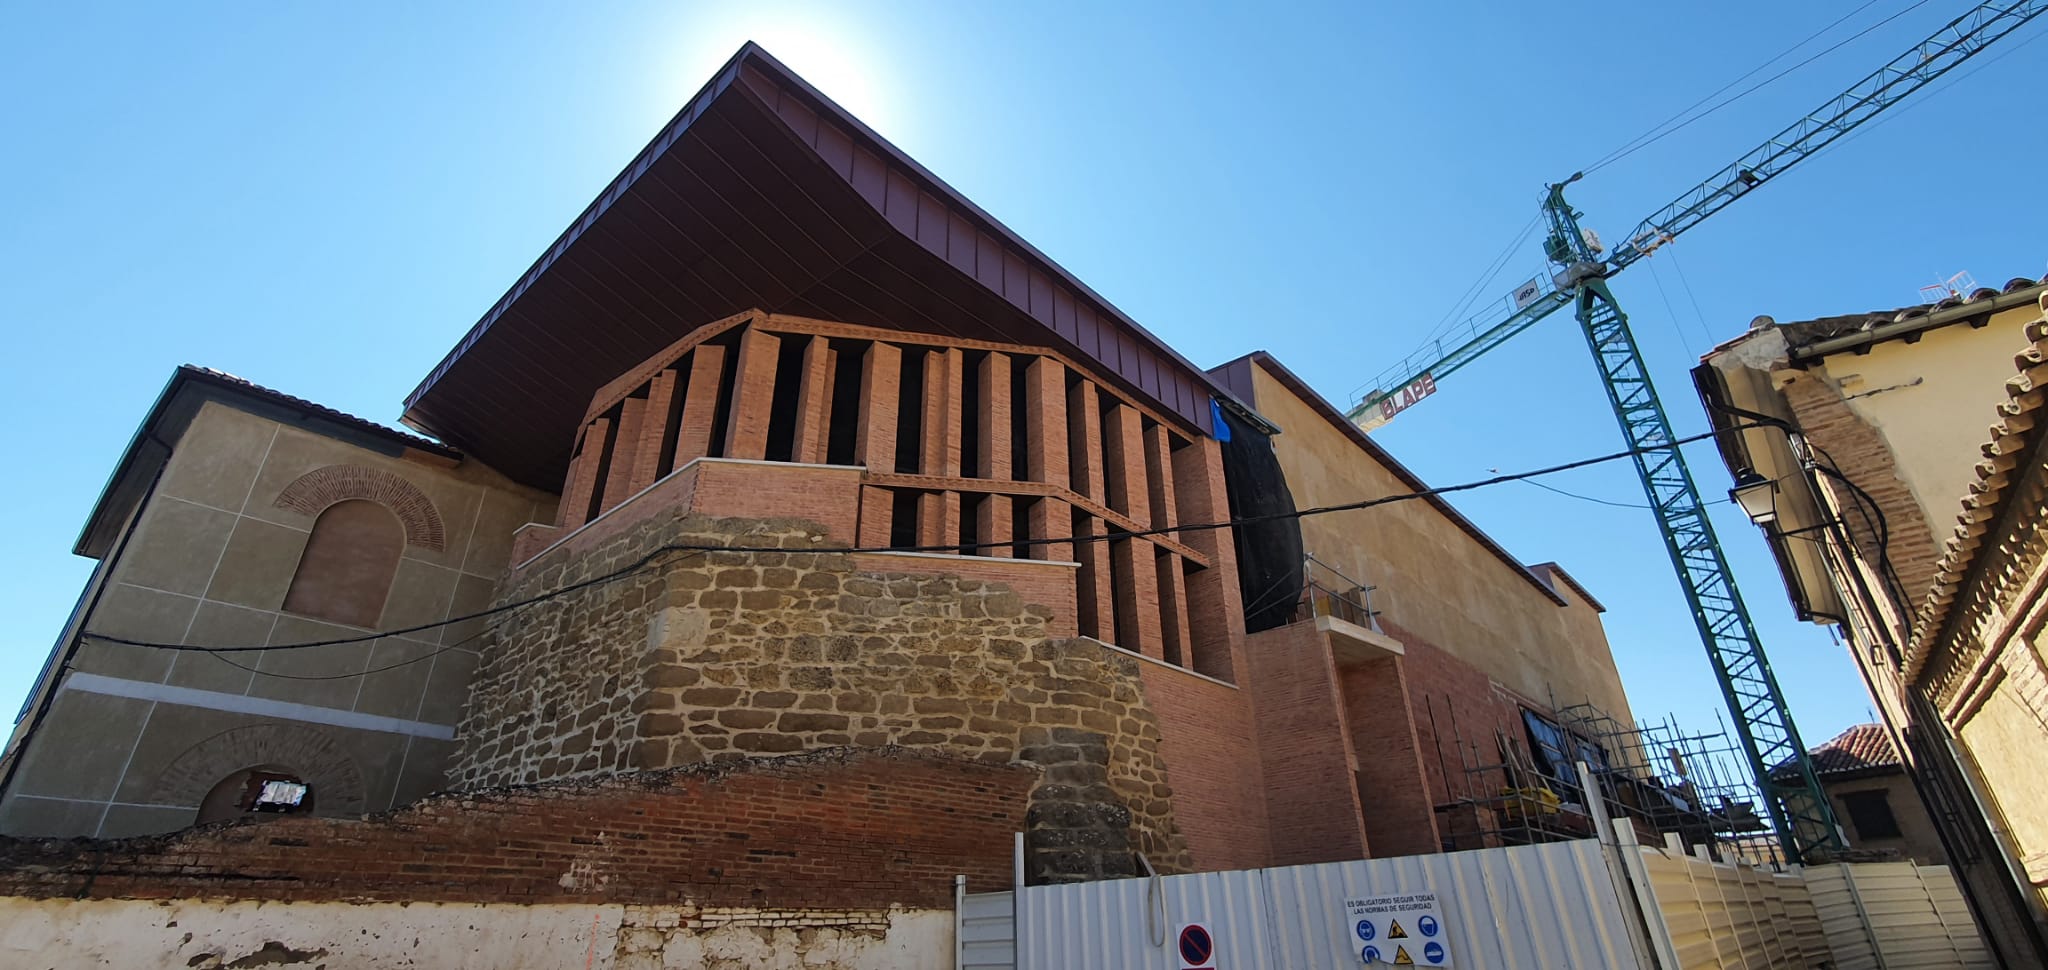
top-left (1319, 615), bottom-right (1405, 664)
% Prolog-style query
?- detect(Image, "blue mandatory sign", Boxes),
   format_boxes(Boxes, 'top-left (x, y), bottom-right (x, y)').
top-left (1418, 915), bottom-right (1439, 938)
top-left (1356, 919), bottom-right (1376, 942)
top-left (1361, 945), bottom-right (1381, 963)
top-left (1423, 941), bottom-right (1446, 962)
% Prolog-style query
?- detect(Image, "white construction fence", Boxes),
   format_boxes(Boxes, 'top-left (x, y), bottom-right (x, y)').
top-left (960, 831), bottom-right (1991, 969)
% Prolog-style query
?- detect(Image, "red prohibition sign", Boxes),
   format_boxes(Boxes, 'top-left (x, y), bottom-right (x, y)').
top-left (1179, 924), bottom-right (1214, 966)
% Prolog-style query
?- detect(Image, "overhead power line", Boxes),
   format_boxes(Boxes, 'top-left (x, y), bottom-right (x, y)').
top-left (86, 424), bottom-right (1767, 657)
top-left (1584, 0), bottom-right (1935, 175)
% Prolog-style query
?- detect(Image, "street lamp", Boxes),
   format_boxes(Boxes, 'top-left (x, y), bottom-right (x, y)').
top-left (1729, 469), bottom-right (1780, 527)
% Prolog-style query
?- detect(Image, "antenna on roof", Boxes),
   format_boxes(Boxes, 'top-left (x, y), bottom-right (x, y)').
top-left (1918, 270), bottom-right (1976, 304)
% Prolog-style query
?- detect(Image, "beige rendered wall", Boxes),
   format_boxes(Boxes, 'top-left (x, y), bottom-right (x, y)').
top-left (0, 898), bottom-right (951, 970)
top-left (0, 400), bottom-right (553, 838)
top-left (1826, 772), bottom-right (1949, 866)
top-left (1808, 303), bottom-right (2039, 535)
top-left (1247, 363), bottom-right (1633, 724)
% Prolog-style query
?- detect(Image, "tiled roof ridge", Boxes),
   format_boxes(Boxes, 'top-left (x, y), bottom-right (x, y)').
top-left (1776, 273), bottom-right (2044, 347)
top-left (1905, 296), bottom-right (2048, 679)
top-left (1774, 722), bottom-right (1900, 777)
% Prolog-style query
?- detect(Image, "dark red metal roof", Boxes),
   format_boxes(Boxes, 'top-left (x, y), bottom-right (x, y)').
top-left (404, 42), bottom-right (1231, 489)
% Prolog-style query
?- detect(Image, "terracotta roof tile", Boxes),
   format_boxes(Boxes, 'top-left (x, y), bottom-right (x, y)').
top-left (1775, 723), bottom-right (1900, 778)
top-left (1776, 274), bottom-right (2044, 350)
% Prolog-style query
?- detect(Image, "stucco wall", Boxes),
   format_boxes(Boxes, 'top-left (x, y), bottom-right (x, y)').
top-left (1244, 362), bottom-right (1633, 725)
top-left (1807, 302), bottom-right (2039, 536)
top-left (0, 899), bottom-right (950, 969)
top-left (1, 399), bottom-right (553, 838)
top-left (1826, 771), bottom-right (1949, 866)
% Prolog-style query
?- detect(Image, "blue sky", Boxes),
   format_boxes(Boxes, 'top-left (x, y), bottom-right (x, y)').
top-left (2, 2), bottom-right (2041, 752)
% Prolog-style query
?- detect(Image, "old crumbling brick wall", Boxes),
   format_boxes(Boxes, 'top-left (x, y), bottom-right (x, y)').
top-left (454, 503), bottom-right (1193, 878)
top-left (0, 749), bottom-right (1021, 906)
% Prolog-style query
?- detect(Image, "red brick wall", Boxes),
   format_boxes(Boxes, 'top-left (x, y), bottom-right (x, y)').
top-left (1341, 656), bottom-right (1441, 856)
top-left (1383, 618), bottom-right (1538, 811)
top-left (1138, 662), bottom-right (1271, 871)
top-left (1244, 622), bottom-right (1369, 864)
top-left (1780, 372), bottom-right (1945, 602)
top-left (0, 750), bottom-right (1028, 907)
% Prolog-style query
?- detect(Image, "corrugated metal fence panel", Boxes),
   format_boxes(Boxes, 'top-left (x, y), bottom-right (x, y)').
top-left (1807, 864), bottom-right (1880, 970)
top-left (1263, 839), bottom-right (1642, 970)
top-left (960, 890), bottom-right (1016, 970)
top-left (1632, 847), bottom-right (1835, 970)
top-left (1919, 866), bottom-right (1996, 969)
top-left (1015, 868), bottom-right (1270, 970)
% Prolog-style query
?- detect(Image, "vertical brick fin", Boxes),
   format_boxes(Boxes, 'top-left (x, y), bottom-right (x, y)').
top-left (1029, 498), bottom-right (1074, 565)
top-left (1112, 538), bottom-right (1164, 659)
top-left (600, 398), bottom-right (647, 513)
top-left (561, 418), bottom-right (610, 531)
top-left (1342, 656), bottom-right (1443, 856)
top-left (630, 370), bottom-right (678, 494)
top-left (979, 494), bottom-right (1014, 558)
top-left (856, 342), bottom-right (902, 473)
top-left (1103, 404), bottom-right (1150, 522)
top-left (1159, 553), bottom-right (1193, 667)
top-left (979, 352), bottom-right (1012, 479)
top-left (858, 485), bottom-right (895, 548)
top-left (918, 491), bottom-right (961, 550)
top-left (675, 345), bottom-right (727, 467)
top-left (1145, 425), bottom-right (1179, 530)
top-left (1172, 438), bottom-right (1245, 683)
top-left (922, 348), bottom-right (963, 477)
top-left (1077, 515), bottom-right (1117, 644)
top-left (1244, 621), bottom-right (1371, 865)
top-left (725, 327), bottom-right (781, 461)
top-left (792, 337), bottom-right (836, 464)
top-left (1025, 357), bottom-right (1069, 486)
top-left (1068, 380), bottom-right (1105, 501)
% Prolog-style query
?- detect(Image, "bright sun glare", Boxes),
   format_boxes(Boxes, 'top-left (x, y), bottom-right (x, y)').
top-left (665, 8), bottom-right (905, 144)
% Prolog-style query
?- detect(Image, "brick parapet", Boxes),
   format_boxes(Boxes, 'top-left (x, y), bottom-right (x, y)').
top-left (0, 749), bottom-right (1027, 907)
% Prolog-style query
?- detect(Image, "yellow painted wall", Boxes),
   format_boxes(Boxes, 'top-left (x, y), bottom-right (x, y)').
top-left (1809, 303), bottom-right (2039, 535)
top-left (1248, 362), bottom-right (1634, 725)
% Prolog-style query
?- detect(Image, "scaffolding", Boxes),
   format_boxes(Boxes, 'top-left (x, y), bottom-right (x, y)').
top-left (1429, 698), bottom-right (1786, 868)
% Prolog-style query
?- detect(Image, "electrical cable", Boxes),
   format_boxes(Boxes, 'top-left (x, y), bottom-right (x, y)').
top-left (1519, 477), bottom-right (1732, 510)
top-left (1647, 257), bottom-right (1698, 358)
top-left (1666, 248), bottom-right (1721, 351)
top-left (1421, 214), bottom-right (1544, 345)
top-left (1582, 0), bottom-right (1888, 173)
top-left (1585, 0), bottom-right (1936, 176)
top-left (201, 624), bottom-right (492, 682)
top-left (83, 423), bottom-right (1772, 656)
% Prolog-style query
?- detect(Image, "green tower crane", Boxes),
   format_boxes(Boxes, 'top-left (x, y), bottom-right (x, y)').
top-left (1346, 1), bottom-right (2045, 863)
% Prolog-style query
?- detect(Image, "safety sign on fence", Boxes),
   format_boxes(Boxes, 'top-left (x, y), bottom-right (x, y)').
top-left (1344, 892), bottom-right (1451, 966)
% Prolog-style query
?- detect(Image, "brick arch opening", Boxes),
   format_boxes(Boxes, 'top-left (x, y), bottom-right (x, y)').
top-left (150, 724), bottom-right (367, 819)
top-left (273, 464), bottom-right (445, 551)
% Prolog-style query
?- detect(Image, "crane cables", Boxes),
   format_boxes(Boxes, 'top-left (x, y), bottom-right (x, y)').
top-left (1584, 0), bottom-right (1936, 176)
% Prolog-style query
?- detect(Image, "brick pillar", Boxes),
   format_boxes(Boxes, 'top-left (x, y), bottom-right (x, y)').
top-left (1103, 403), bottom-right (1151, 522)
top-left (560, 417), bottom-right (610, 530)
top-left (1172, 437), bottom-right (1245, 682)
top-left (1158, 554), bottom-right (1193, 667)
top-left (674, 345), bottom-right (727, 467)
top-left (978, 495), bottom-right (1014, 557)
top-left (979, 352), bottom-right (1012, 479)
top-left (922, 348), bottom-right (963, 477)
top-left (598, 398), bottom-right (644, 514)
top-left (918, 491), bottom-right (961, 551)
top-left (1144, 424), bottom-right (1179, 530)
top-left (859, 486), bottom-right (894, 548)
top-left (792, 336), bottom-right (836, 464)
top-left (1112, 538), bottom-right (1164, 658)
top-left (725, 327), bottom-right (780, 461)
top-left (1076, 515), bottom-right (1116, 644)
top-left (856, 342), bottom-right (901, 473)
top-left (1025, 357), bottom-right (1069, 486)
top-left (628, 369), bottom-right (678, 493)
top-left (1067, 380), bottom-right (1105, 501)
top-left (1028, 498), bottom-right (1073, 564)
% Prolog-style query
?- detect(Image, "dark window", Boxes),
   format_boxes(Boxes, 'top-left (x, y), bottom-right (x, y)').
top-left (1842, 790), bottom-right (1902, 840)
top-left (283, 500), bottom-right (404, 627)
top-left (1521, 710), bottom-right (1608, 804)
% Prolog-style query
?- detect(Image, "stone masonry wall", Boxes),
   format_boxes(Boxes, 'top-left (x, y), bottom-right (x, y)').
top-left (453, 500), bottom-right (1193, 878)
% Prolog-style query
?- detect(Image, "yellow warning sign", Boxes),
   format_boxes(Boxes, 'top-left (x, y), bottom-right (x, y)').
top-left (1393, 944), bottom-right (1414, 965)
top-left (1388, 919), bottom-right (1409, 939)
